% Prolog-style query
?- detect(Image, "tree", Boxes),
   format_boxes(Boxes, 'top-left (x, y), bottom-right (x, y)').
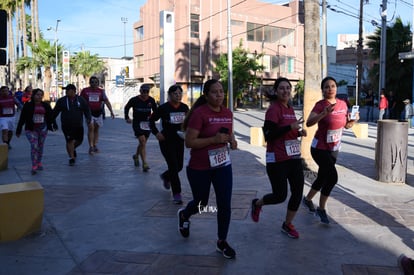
top-left (294, 79), bottom-right (304, 105)
top-left (0, 0), bottom-right (17, 86)
top-left (214, 40), bottom-right (264, 108)
top-left (71, 51), bottom-right (106, 87)
top-left (301, 0), bottom-right (321, 171)
top-left (16, 38), bottom-right (61, 95)
top-left (366, 17), bottom-right (412, 114)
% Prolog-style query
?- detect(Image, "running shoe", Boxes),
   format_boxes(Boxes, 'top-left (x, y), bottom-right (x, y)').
top-left (143, 162), bottom-right (150, 172)
top-left (93, 146), bottom-right (99, 153)
top-left (69, 158), bottom-right (75, 166)
top-left (281, 222), bottom-right (299, 239)
top-left (398, 254), bottom-right (414, 274)
top-left (132, 154), bottom-right (139, 167)
top-left (88, 147), bottom-right (94, 155)
top-left (173, 193), bottom-right (183, 205)
top-left (177, 208), bottom-right (190, 238)
top-left (216, 240), bottom-right (236, 259)
top-left (251, 198), bottom-right (261, 222)
top-left (31, 169), bottom-right (37, 175)
top-left (316, 207), bottom-right (330, 224)
top-left (302, 197), bottom-right (316, 213)
top-left (160, 174), bottom-right (171, 190)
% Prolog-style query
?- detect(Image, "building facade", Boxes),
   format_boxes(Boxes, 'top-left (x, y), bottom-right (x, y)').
top-left (132, 0), bottom-right (304, 104)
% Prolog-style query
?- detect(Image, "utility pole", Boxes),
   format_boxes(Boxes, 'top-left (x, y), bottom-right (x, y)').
top-left (54, 19), bottom-right (60, 97)
top-left (379, 0), bottom-right (387, 100)
top-left (121, 17), bottom-right (128, 58)
top-left (357, 0), bottom-right (364, 104)
top-left (227, 0), bottom-right (233, 112)
top-left (259, 39), bottom-right (264, 109)
top-left (321, 0), bottom-right (327, 78)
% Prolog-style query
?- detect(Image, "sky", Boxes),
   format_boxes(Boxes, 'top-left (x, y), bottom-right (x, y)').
top-left (39, 0), bottom-right (144, 58)
top-left (37, 0), bottom-right (414, 58)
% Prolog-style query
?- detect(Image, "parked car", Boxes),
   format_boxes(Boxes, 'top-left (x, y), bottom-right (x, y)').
top-left (336, 93), bottom-right (351, 108)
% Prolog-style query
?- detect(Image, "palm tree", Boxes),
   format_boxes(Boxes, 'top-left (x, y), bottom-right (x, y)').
top-left (30, 0), bottom-right (39, 43)
top-left (0, 0), bottom-right (17, 86)
top-left (16, 38), bottom-right (61, 95)
top-left (366, 17), bottom-right (412, 114)
top-left (71, 51), bottom-right (106, 88)
top-left (18, 0), bottom-right (31, 87)
top-left (301, 0), bottom-right (321, 171)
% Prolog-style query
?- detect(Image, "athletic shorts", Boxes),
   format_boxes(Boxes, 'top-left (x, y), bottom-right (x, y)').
top-left (62, 125), bottom-right (84, 143)
top-left (0, 116), bottom-right (15, 131)
top-left (132, 120), bottom-right (150, 138)
top-left (91, 115), bottom-right (104, 127)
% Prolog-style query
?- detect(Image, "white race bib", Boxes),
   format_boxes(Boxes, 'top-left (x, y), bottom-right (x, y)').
top-left (326, 129), bottom-right (342, 143)
top-left (140, 121), bottom-right (150, 130)
top-left (2, 107), bottom-right (13, 115)
top-left (208, 146), bottom-right (230, 168)
top-left (89, 94), bottom-right (100, 102)
top-left (33, 114), bottom-right (45, 124)
top-left (170, 112), bottom-right (185, 124)
top-left (285, 140), bottom-right (301, 156)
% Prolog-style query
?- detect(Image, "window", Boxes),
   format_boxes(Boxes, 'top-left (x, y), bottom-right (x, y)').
top-left (191, 14), bottom-right (199, 38)
top-left (246, 22), bottom-right (294, 46)
top-left (287, 57), bottom-right (294, 73)
top-left (136, 26), bottom-right (144, 41)
top-left (136, 55), bottom-right (143, 68)
top-left (247, 22), bottom-right (260, 41)
top-left (231, 20), bottom-right (243, 26)
top-left (271, 56), bottom-right (279, 74)
top-left (191, 46), bottom-right (200, 73)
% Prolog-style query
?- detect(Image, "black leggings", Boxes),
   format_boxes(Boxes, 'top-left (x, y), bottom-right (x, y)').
top-left (159, 138), bottom-right (184, 195)
top-left (263, 159), bottom-right (304, 211)
top-left (310, 147), bottom-right (338, 197)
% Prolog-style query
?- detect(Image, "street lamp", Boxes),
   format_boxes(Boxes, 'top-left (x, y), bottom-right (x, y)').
top-left (259, 39), bottom-right (265, 109)
top-left (277, 44), bottom-right (286, 77)
top-left (47, 19), bottom-right (60, 98)
top-left (55, 20), bottom-right (60, 97)
top-left (121, 17), bottom-right (128, 58)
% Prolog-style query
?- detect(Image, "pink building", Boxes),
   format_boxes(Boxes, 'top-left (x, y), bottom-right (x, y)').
top-left (133, 0), bottom-right (304, 102)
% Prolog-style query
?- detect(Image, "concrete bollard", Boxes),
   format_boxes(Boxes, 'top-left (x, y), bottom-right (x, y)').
top-left (250, 127), bottom-right (266, 147)
top-left (375, 120), bottom-right (408, 183)
top-left (0, 182), bottom-right (44, 242)
top-left (352, 123), bottom-right (368, 138)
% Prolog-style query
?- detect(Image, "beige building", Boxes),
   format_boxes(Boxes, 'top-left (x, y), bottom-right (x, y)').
top-left (133, 0), bottom-right (304, 103)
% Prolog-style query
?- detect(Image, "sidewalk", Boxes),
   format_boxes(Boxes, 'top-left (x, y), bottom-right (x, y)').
top-left (0, 109), bottom-right (413, 274)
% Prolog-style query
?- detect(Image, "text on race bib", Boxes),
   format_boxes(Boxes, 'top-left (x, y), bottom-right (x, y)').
top-left (285, 139), bottom-right (301, 156)
top-left (208, 146), bottom-right (230, 168)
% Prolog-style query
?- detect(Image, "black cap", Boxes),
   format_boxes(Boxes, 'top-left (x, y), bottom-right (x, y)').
top-left (63, 84), bottom-right (76, 91)
top-left (140, 84), bottom-right (151, 91)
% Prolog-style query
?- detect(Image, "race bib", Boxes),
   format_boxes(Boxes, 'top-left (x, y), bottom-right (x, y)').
top-left (266, 152), bottom-right (276, 163)
top-left (208, 146), bottom-right (230, 168)
top-left (285, 140), bottom-right (301, 156)
top-left (326, 129), bottom-right (342, 143)
top-left (33, 114), bottom-right (45, 124)
top-left (170, 112), bottom-right (185, 124)
top-left (89, 94), bottom-right (100, 102)
top-left (2, 107), bottom-right (13, 115)
top-left (140, 121), bottom-right (150, 130)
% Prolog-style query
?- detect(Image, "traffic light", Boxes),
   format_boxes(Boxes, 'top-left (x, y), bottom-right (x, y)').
top-left (0, 10), bottom-right (6, 48)
top-left (125, 66), bottom-right (129, 78)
